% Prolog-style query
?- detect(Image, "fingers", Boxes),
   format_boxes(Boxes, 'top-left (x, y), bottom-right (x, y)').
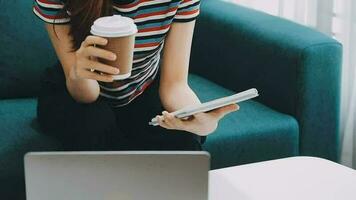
top-left (155, 111), bottom-right (220, 136)
top-left (162, 111), bottom-right (185, 129)
top-left (85, 46), bottom-right (117, 61)
top-left (81, 36), bottom-right (108, 47)
top-left (156, 111), bottom-right (186, 130)
top-left (209, 104), bottom-right (239, 119)
top-left (87, 61), bottom-right (120, 75)
top-left (155, 104), bottom-right (239, 133)
top-left (80, 70), bottom-right (114, 82)
top-left (156, 115), bottom-right (171, 129)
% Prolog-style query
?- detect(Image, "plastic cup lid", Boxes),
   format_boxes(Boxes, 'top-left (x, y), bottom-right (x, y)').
top-left (90, 15), bottom-right (138, 38)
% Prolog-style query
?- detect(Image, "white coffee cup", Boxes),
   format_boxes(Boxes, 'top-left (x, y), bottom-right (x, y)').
top-left (91, 15), bottom-right (138, 80)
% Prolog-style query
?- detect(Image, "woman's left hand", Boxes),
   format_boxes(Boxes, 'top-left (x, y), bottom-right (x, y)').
top-left (155, 104), bottom-right (239, 136)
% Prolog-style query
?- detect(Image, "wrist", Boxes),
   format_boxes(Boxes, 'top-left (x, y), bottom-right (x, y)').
top-left (66, 67), bottom-right (79, 92)
top-left (68, 66), bottom-right (80, 82)
top-left (66, 67), bottom-right (100, 104)
top-left (159, 84), bottom-right (201, 112)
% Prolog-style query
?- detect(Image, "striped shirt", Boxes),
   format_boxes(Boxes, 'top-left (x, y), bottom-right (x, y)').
top-left (33, 0), bottom-right (201, 107)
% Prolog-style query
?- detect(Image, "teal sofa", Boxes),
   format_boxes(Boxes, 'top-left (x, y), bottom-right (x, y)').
top-left (0, 0), bottom-right (341, 199)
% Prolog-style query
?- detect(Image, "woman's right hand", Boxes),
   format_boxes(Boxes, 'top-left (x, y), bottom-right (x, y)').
top-left (71, 35), bottom-right (120, 82)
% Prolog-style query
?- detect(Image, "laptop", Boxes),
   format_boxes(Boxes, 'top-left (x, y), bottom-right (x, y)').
top-left (24, 151), bottom-right (210, 200)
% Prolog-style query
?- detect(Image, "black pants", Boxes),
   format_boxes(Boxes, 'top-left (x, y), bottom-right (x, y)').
top-left (37, 63), bottom-right (203, 151)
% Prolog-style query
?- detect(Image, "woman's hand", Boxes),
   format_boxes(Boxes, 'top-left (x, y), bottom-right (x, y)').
top-left (70, 36), bottom-right (120, 82)
top-left (155, 104), bottom-right (239, 136)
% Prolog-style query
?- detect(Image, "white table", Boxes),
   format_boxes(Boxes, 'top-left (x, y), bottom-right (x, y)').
top-left (209, 157), bottom-right (356, 200)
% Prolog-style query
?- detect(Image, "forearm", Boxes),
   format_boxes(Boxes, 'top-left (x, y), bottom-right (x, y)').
top-left (158, 82), bottom-right (238, 136)
top-left (66, 67), bottom-right (100, 103)
top-left (159, 83), bottom-right (201, 112)
top-left (45, 24), bottom-right (99, 103)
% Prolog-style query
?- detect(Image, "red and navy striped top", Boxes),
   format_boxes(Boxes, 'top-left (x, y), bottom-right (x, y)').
top-left (33, 0), bottom-right (201, 107)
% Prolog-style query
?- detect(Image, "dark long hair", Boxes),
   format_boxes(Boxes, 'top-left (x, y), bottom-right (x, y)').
top-left (64, 0), bottom-right (113, 50)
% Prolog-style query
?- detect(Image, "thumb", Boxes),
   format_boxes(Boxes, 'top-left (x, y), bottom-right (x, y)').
top-left (209, 104), bottom-right (239, 119)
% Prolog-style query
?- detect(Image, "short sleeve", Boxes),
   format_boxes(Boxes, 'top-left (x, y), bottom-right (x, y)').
top-left (33, 0), bottom-right (70, 24)
top-left (173, 0), bottom-right (201, 23)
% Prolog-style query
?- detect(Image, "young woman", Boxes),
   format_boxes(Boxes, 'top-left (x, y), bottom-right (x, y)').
top-left (33, 0), bottom-right (238, 151)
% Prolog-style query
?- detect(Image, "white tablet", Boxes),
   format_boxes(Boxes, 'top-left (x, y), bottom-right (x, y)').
top-left (149, 88), bottom-right (259, 126)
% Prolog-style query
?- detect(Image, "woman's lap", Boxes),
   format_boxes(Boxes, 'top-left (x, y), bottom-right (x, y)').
top-left (37, 65), bottom-right (202, 151)
top-left (37, 69), bottom-right (121, 150)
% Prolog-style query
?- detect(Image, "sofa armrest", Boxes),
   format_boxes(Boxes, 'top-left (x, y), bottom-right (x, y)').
top-left (190, 0), bottom-right (342, 161)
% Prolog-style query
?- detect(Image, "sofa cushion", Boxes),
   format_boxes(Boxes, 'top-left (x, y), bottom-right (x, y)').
top-left (189, 74), bottom-right (299, 169)
top-left (0, 0), bottom-right (57, 99)
top-left (0, 98), bottom-right (63, 199)
top-left (0, 75), bottom-right (299, 198)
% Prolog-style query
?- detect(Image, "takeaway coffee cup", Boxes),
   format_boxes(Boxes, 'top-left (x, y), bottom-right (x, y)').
top-left (91, 15), bottom-right (137, 80)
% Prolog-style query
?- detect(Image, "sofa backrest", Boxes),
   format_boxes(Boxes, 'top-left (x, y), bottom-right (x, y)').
top-left (0, 0), bottom-right (58, 99)
top-left (190, 0), bottom-right (341, 116)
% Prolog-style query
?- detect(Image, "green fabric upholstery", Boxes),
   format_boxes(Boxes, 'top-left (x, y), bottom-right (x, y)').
top-left (0, 0), bottom-right (58, 99)
top-left (0, 98), bottom-right (63, 200)
top-left (0, 0), bottom-right (340, 198)
top-left (191, 0), bottom-right (342, 161)
top-left (0, 76), bottom-right (298, 199)
top-left (189, 75), bottom-right (299, 169)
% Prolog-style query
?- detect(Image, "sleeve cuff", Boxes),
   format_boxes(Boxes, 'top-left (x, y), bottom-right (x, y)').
top-left (173, 0), bottom-right (200, 23)
top-left (33, 0), bottom-right (70, 24)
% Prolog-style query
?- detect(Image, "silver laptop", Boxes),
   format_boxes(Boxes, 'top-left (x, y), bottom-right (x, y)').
top-left (24, 151), bottom-right (210, 200)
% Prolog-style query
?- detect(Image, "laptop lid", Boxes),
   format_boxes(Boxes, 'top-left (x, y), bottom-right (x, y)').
top-left (25, 151), bottom-right (210, 200)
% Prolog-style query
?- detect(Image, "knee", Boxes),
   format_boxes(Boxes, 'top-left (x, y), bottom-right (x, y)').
top-left (176, 133), bottom-right (202, 151)
top-left (37, 95), bottom-right (117, 139)
top-left (77, 102), bottom-right (117, 135)
top-left (153, 130), bottom-right (203, 151)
